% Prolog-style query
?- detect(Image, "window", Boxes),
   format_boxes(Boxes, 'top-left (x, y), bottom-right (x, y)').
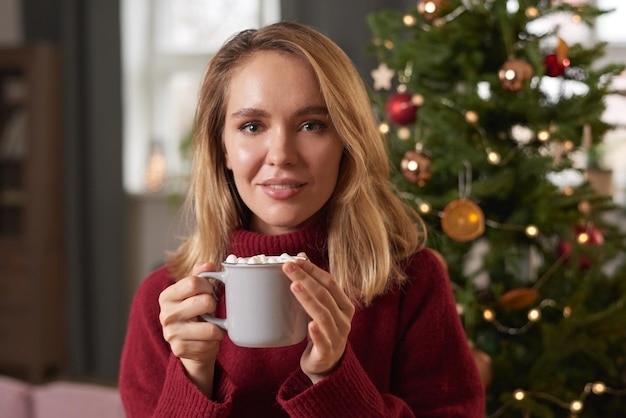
top-left (597, 0), bottom-right (626, 44)
top-left (121, 0), bottom-right (280, 194)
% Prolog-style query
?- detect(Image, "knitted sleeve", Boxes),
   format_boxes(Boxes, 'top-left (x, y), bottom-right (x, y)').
top-left (276, 249), bottom-right (485, 417)
top-left (119, 268), bottom-right (236, 417)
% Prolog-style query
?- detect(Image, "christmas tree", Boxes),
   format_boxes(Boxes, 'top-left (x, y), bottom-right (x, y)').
top-left (366, 1), bottom-right (626, 416)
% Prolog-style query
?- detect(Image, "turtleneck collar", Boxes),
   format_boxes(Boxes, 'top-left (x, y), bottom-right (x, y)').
top-left (228, 217), bottom-right (329, 270)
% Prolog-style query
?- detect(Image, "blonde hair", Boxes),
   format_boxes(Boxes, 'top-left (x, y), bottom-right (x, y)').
top-left (168, 21), bottom-right (426, 305)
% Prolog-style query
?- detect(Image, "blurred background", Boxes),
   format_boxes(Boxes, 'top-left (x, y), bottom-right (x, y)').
top-left (0, 0), bottom-right (624, 387)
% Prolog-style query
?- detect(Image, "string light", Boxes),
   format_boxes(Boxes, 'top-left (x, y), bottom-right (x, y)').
top-left (576, 231), bottom-right (590, 244)
top-left (418, 201), bottom-right (431, 214)
top-left (465, 110), bottom-right (479, 124)
top-left (488, 382), bottom-right (626, 418)
top-left (527, 308), bottom-right (541, 322)
top-left (525, 224), bottom-right (539, 237)
top-left (562, 306), bottom-right (572, 318)
top-left (412, 94), bottom-right (424, 106)
top-left (483, 309), bottom-right (495, 322)
top-left (525, 6), bottom-right (539, 18)
top-left (487, 150), bottom-right (501, 164)
top-left (563, 140), bottom-right (574, 151)
top-left (591, 382), bottom-right (606, 395)
top-left (480, 299), bottom-right (567, 335)
top-left (537, 129), bottom-right (551, 141)
top-left (398, 127), bottom-right (411, 140)
top-left (569, 400), bottom-right (583, 413)
top-left (403, 14), bottom-right (417, 26)
top-left (418, 1), bottom-right (438, 15)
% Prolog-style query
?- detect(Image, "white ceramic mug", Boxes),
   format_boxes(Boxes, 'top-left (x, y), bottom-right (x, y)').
top-left (200, 262), bottom-right (308, 348)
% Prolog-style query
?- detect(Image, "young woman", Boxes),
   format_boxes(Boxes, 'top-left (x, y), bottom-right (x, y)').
top-left (119, 21), bottom-right (484, 417)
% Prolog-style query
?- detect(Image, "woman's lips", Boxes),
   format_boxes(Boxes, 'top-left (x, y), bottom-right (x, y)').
top-left (259, 181), bottom-right (305, 199)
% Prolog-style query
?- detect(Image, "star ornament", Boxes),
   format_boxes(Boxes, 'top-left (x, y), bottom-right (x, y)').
top-left (371, 62), bottom-right (395, 91)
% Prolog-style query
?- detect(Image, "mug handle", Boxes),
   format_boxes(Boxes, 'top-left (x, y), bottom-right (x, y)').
top-left (198, 271), bottom-right (227, 330)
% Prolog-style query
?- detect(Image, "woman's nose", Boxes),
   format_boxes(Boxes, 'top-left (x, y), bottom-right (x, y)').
top-left (266, 128), bottom-right (298, 166)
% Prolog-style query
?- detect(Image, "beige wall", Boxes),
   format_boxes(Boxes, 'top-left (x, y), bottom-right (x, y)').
top-left (0, 0), bottom-right (22, 44)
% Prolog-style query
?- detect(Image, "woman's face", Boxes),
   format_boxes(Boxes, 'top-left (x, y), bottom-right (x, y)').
top-left (223, 51), bottom-right (344, 235)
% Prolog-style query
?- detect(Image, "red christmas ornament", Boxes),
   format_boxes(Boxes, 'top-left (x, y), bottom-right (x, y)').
top-left (544, 53), bottom-right (569, 77)
top-left (557, 224), bottom-right (604, 269)
top-left (544, 38), bottom-right (570, 77)
top-left (386, 92), bottom-right (419, 125)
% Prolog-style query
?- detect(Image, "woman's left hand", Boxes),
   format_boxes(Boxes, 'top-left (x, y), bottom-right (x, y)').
top-left (283, 254), bottom-right (355, 384)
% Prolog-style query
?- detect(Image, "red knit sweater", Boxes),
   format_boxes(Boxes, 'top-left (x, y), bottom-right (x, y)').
top-left (119, 222), bottom-right (485, 417)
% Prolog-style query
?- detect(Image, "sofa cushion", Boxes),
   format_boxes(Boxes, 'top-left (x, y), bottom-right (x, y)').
top-left (32, 381), bottom-right (125, 418)
top-left (0, 375), bottom-right (31, 418)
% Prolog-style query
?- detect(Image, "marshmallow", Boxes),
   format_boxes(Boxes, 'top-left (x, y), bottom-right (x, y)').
top-left (224, 253), bottom-right (303, 264)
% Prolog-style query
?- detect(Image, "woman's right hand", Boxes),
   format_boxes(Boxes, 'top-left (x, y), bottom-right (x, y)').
top-left (158, 262), bottom-right (227, 396)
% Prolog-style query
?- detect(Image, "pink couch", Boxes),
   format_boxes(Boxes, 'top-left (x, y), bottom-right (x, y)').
top-left (0, 375), bottom-right (125, 418)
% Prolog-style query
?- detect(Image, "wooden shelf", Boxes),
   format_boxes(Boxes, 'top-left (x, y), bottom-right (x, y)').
top-left (0, 44), bottom-right (65, 383)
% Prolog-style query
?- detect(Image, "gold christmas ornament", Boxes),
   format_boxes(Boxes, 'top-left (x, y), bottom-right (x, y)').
top-left (417, 0), bottom-right (448, 21)
top-left (499, 288), bottom-right (540, 310)
top-left (401, 150), bottom-right (432, 186)
top-left (441, 199), bottom-right (485, 242)
top-left (498, 59), bottom-right (534, 91)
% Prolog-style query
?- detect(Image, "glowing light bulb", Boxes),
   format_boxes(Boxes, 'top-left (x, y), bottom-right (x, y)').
top-left (528, 309), bottom-right (541, 321)
top-left (513, 389), bottom-right (526, 401)
top-left (398, 127), bottom-right (411, 140)
top-left (525, 7), bottom-right (538, 18)
top-left (418, 202), bottom-right (431, 214)
top-left (487, 151), bottom-right (501, 164)
top-left (483, 309), bottom-right (495, 322)
top-left (577, 232), bottom-right (589, 244)
top-left (525, 225), bottom-right (539, 237)
top-left (465, 111), bottom-right (479, 124)
top-left (537, 130), bottom-right (550, 141)
top-left (379, 122), bottom-right (390, 134)
top-left (412, 94), bottom-right (424, 106)
top-left (403, 14), bottom-right (417, 26)
top-left (570, 400), bottom-right (583, 413)
top-left (564, 140), bottom-right (574, 151)
top-left (423, 1), bottom-right (437, 14)
top-left (592, 382), bottom-right (606, 394)
top-left (563, 306), bottom-right (572, 318)
top-left (505, 69), bottom-right (516, 81)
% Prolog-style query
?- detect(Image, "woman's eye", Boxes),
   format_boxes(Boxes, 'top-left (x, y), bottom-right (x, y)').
top-left (239, 122), bottom-right (261, 134)
top-left (240, 122), bottom-right (262, 133)
top-left (301, 121), bottom-right (326, 132)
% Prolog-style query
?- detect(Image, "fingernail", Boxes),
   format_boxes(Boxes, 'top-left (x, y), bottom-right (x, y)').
top-left (284, 262), bottom-right (296, 272)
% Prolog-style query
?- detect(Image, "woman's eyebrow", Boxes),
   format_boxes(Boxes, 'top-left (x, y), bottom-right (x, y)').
top-left (231, 105), bottom-right (329, 119)
top-left (230, 107), bottom-right (269, 118)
